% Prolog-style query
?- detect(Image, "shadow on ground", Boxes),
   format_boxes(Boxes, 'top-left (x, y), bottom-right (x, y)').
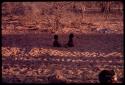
top-left (2, 33), bottom-right (123, 53)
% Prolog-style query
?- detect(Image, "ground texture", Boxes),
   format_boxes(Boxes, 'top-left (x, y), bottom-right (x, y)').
top-left (2, 2), bottom-right (123, 83)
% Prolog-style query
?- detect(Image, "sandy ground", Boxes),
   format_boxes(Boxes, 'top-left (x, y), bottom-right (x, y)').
top-left (2, 32), bottom-right (123, 83)
top-left (2, 2), bottom-right (123, 83)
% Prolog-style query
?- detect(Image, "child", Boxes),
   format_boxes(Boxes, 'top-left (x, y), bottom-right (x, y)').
top-left (53, 34), bottom-right (61, 47)
top-left (98, 70), bottom-right (117, 83)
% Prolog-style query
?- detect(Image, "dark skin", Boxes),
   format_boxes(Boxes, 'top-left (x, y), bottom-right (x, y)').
top-left (67, 33), bottom-right (74, 47)
top-left (99, 70), bottom-right (117, 83)
top-left (53, 35), bottom-right (61, 47)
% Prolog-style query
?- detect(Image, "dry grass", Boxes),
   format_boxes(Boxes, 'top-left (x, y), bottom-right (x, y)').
top-left (2, 2), bottom-right (123, 83)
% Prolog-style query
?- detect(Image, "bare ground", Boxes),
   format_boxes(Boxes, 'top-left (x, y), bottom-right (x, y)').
top-left (2, 2), bottom-right (123, 83)
top-left (2, 32), bottom-right (124, 83)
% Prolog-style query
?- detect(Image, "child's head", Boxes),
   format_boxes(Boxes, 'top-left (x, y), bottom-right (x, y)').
top-left (99, 70), bottom-right (117, 83)
top-left (69, 33), bottom-right (74, 39)
top-left (54, 35), bottom-right (58, 40)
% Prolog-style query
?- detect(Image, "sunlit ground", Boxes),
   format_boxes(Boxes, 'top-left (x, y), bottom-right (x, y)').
top-left (2, 2), bottom-right (123, 83)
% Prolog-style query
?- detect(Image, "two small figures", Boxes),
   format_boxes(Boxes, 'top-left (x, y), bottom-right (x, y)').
top-left (53, 33), bottom-right (74, 47)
